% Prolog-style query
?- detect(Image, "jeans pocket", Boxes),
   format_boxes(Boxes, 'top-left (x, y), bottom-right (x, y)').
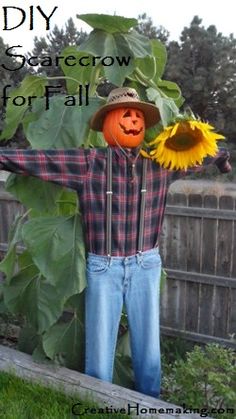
top-left (141, 253), bottom-right (161, 269)
top-left (87, 259), bottom-right (109, 275)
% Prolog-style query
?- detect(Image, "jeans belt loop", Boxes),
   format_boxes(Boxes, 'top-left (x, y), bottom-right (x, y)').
top-left (108, 254), bottom-right (112, 267)
top-left (136, 250), bottom-right (143, 265)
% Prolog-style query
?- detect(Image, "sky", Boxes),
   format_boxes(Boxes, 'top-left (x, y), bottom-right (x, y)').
top-left (0, 0), bottom-right (236, 52)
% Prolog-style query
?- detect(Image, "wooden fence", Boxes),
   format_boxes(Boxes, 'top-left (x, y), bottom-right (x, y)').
top-left (159, 192), bottom-right (236, 348)
top-left (0, 180), bottom-right (236, 348)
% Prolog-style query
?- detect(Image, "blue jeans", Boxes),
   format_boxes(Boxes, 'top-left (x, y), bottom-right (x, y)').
top-left (85, 247), bottom-right (162, 397)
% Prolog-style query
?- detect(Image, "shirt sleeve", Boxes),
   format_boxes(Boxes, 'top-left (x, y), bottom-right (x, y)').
top-left (0, 148), bottom-right (90, 190)
top-left (168, 147), bottom-right (230, 183)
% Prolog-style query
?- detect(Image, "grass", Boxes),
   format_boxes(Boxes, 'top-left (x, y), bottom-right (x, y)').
top-left (0, 371), bottom-right (130, 419)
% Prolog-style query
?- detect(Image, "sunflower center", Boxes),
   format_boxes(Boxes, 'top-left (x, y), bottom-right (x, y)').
top-left (165, 133), bottom-right (199, 151)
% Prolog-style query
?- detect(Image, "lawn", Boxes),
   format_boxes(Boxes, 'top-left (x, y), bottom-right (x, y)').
top-left (0, 371), bottom-right (129, 419)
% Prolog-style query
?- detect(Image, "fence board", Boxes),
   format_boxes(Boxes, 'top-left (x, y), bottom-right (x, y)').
top-left (228, 288), bottom-right (236, 339)
top-left (231, 197), bottom-right (236, 277)
top-left (161, 326), bottom-right (236, 349)
top-left (213, 286), bottom-right (229, 338)
top-left (198, 284), bottom-right (214, 336)
top-left (172, 193), bottom-right (188, 270)
top-left (165, 193), bottom-right (188, 270)
top-left (202, 195), bottom-right (218, 275)
top-left (216, 196), bottom-right (234, 277)
top-left (185, 282), bottom-right (199, 332)
top-left (165, 206), bottom-right (236, 220)
top-left (162, 278), bottom-right (178, 327)
top-left (162, 278), bottom-right (186, 329)
top-left (165, 268), bottom-right (236, 288)
top-left (187, 194), bottom-right (202, 272)
top-left (160, 193), bottom-right (187, 331)
top-left (199, 195), bottom-right (218, 337)
top-left (185, 195), bottom-right (202, 333)
top-left (158, 192), bottom-right (172, 266)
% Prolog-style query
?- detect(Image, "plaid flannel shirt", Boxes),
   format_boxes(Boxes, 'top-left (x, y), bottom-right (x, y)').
top-left (0, 146), bottom-right (230, 256)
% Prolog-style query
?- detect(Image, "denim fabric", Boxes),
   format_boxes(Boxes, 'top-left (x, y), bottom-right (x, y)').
top-left (85, 248), bottom-right (162, 397)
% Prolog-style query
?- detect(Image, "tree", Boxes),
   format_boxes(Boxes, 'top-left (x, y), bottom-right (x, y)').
top-left (29, 18), bottom-right (87, 77)
top-left (165, 16), bottom-right (236, 143)
top-left (136, 13), bottom-right (169, 44)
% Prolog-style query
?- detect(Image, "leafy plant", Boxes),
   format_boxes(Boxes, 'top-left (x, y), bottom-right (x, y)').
top-left (0, 13), bottom-right (183, 385)
top-left (162, 344), bottom-right (236, 419)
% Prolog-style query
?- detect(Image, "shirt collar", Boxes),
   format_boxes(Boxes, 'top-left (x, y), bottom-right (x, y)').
top-left (110, 146), bottom-right (141, 160)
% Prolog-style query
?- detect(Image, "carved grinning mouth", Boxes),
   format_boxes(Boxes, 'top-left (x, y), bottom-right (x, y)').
top-left (119, 124), bottom-right (143, 136)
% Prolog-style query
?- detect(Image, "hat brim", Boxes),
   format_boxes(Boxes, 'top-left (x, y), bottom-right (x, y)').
top-left (90, 101), bottom-right (160, 131)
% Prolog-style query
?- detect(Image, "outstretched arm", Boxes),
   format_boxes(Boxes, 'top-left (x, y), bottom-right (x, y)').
top-left (0, 148), bottom-right (91, 190)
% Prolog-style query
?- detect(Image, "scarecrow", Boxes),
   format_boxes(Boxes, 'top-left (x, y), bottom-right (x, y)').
top-left (0, 87), bottom-right (231, 397)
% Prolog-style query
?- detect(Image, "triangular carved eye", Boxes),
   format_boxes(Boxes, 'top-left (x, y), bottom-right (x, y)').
top-left (136, 112), bottom-right (141, 118)
top-left (123, 110), bottom-right (131, 117)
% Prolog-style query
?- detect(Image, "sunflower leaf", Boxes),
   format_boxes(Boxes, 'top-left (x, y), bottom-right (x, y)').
top-left (77, 14), bottom-right (137, 33)
top-left (21, 215), bottom-right (86, 299)
top-left (147, 87), bottom-right (179, 127)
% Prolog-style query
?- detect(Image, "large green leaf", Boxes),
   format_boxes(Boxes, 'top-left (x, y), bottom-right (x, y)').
top-left (147, 87), bottom-right (180, 127)
top-left (0, 283), bottom-right (7, 313)
top-left (157, 79), bottom-right (184, 107)
top-left (103, 33), bottom-right (135, 86)
top-left (43, 313), bottom-right (84, 371)
top-left (85, 129), bottom-right (107, 148)
top-left (80, 28), bottom-right (151, 59)
top-left (21, 215), bottom-right (86, 298)
top-left (18, 325), bottom-right (40, 355)
top-left (0, 213), bottom-right (25, 281)
top-left (78, 26), bottom-right (151, 86)
top-left (6, 174), bottom-right (63, 216)
top-left (3, 260), bottom-right (63, 333)
top-left (79, 30), bottom-right (134, 86)
top-left (43, 292), bottom-right (85, 370)
top-left (0, 75), bottom-right (47, 140)
top-left (25, 96), bottom-right (103, 149)
top-left (151, 39), bottom-right (167, 81)
top-left (65, 291), bottom-right (85, 310)
top-left (60, 46), bottom-right (96, 95)
top-left (133, 56), bottom-right (156, 81)
top-left (78, 13), bottom-right (137, 33)
top-left (79, 30), bottom-right (107, 57)
top-left (123, 30), bottom-right (151, 58)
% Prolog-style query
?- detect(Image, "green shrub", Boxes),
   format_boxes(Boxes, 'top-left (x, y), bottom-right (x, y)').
top-left (162, 343), bottom-right (236, 419)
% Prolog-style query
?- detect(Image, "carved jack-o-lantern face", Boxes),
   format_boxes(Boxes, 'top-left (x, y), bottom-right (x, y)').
top-left (102, 107), bottom-right (145, 148)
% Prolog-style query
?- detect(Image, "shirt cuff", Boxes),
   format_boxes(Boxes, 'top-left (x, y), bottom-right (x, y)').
top-left (215, 150), bottom-right (231, 173)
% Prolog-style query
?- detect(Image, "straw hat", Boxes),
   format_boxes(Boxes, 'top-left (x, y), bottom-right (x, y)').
top-left (90, 87), bottom-right (160, 131)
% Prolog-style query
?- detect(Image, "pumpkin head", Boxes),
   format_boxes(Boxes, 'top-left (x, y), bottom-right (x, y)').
top-left (102, 107), bottom-right (145, 148)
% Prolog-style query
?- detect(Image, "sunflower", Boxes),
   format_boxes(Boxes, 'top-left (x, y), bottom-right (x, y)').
top-left (141, 120), bottom-right (225, 170)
